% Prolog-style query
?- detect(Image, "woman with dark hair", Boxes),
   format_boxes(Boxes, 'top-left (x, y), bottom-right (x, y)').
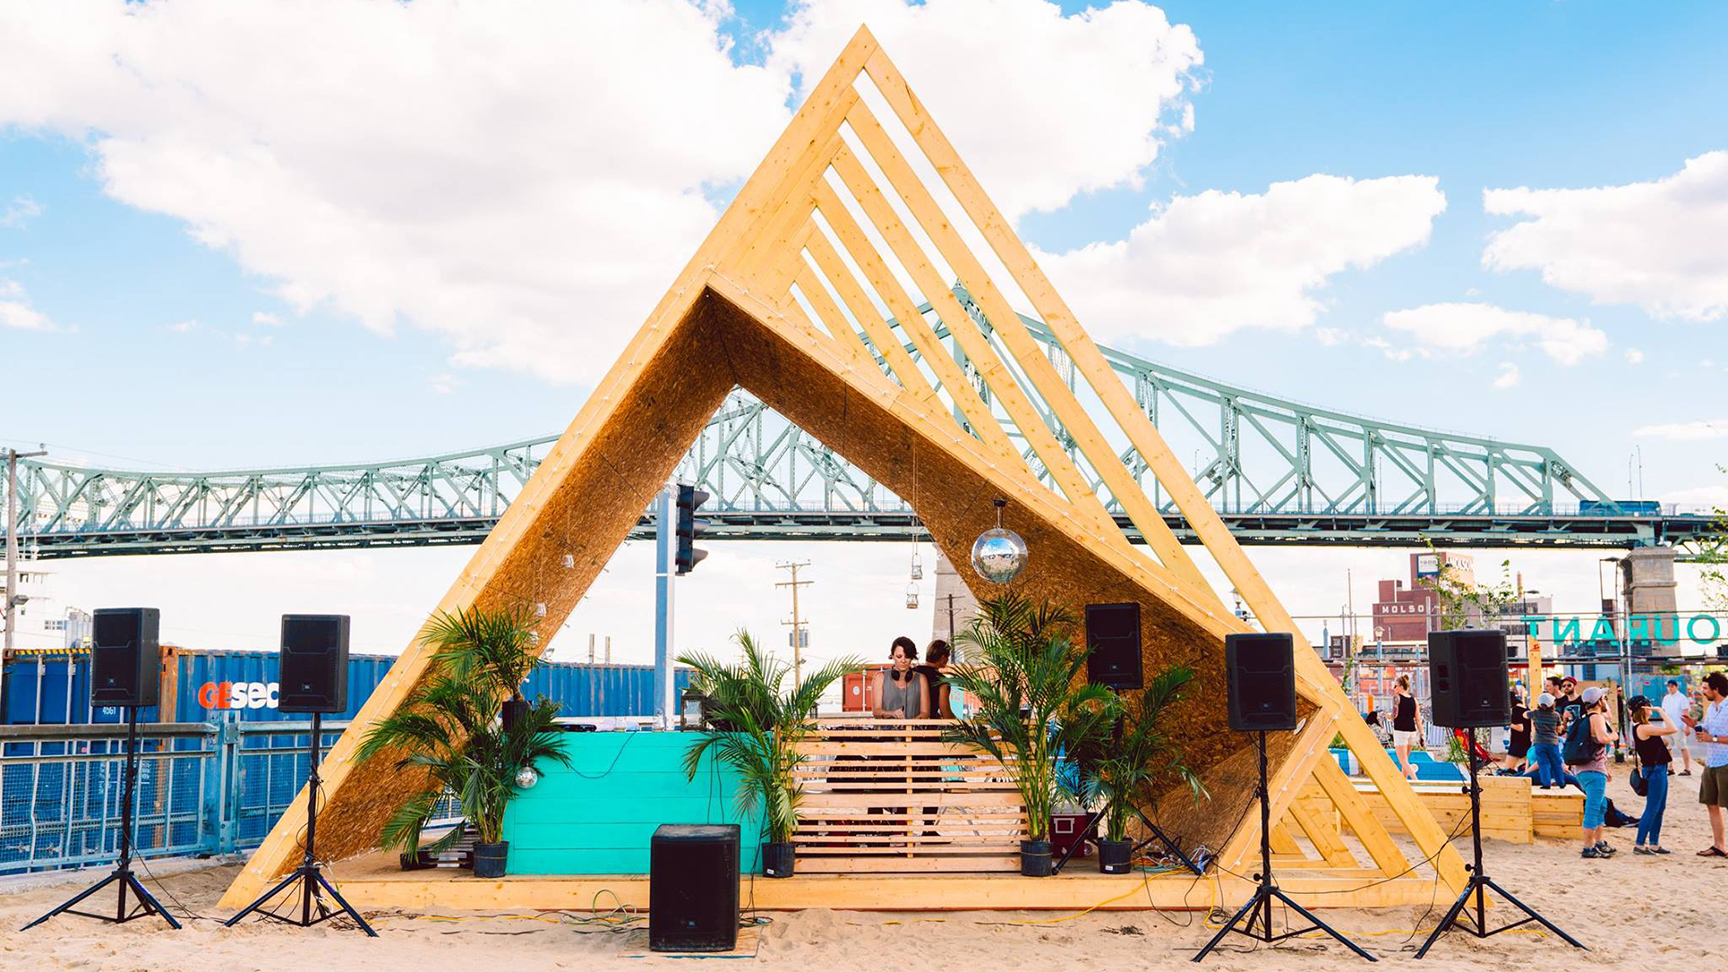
top-left (873, 637), bottom-right (928, 721)
top-left (1629, 696), bottom-right (1675, 854)
top-left (1505, 686), bottom-right (1531, 774)
top-left (914, 640), bottom-right (955, 720)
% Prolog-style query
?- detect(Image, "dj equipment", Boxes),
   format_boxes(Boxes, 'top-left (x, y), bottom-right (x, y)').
top-left (1085, 602), bottom-right (1143, 689)
top-left (90, 608), bottom-right (160, 708)
top-left (1414, 726), bottom-right (1584, 957)
top-left (650, 824), bottom-right (739, 952)
top-left (22, 618), bottom-right (179, 931)
top-left (224, 706), bottom-right (376, 936)
top-left (1225, 632), bottom-right (1297, 732)
top-left (1427, 629), bottom-right (1511, 729)
top-left (278, 614), bottom-right (350, 714)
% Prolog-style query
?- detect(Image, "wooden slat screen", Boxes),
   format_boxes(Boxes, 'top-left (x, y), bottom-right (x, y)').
top-left (791, 718), bottom-right (1025, 873)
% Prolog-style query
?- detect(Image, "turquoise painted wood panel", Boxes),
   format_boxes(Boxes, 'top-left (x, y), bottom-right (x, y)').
top-left (501, 731), bottom-right (764, 875)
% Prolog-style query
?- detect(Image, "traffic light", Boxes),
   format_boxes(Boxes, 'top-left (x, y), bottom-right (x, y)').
top-left (674, 484), bottom-right (710, 575)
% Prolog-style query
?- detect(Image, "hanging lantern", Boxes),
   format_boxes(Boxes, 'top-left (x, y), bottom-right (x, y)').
top-left (910, 548), bottom-right (924, 581)
top-left (515, 766), bottom-right (540, 789)
top-left (534, 602), bottom-right (548, 618)
top-left (905, 583), bottom-right (920, 609)
top-left (970, 498), bottom-right (1027, 585)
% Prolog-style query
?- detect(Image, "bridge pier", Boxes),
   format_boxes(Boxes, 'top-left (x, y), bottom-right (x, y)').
top-left (1620, 546), bottom-right (1678, 616)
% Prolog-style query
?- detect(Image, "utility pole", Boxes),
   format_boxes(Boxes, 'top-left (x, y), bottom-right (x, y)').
top-left (776, 561), bottom-right (812, 683)
top-left (4, 447), bottom-right (47, 658)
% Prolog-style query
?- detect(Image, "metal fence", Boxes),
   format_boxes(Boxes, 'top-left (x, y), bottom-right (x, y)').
top-left (0, 720), bottom-right (352, 875)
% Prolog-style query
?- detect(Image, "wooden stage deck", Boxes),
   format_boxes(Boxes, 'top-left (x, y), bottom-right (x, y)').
top-left (327, 851), bottom-right (1445, 913)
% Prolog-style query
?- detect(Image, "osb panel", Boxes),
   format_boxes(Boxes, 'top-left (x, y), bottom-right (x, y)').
top-left (710, 288), bottom-right (1299, 857)
top-left (280, 297), bottom-right (740, 873)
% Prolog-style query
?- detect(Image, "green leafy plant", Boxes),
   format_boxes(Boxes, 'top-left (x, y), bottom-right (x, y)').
top-left (1418, 539), bottom-right (1520, 631)
top-left (1069, 665), bottom-right (1208, 842)
top-left (678, 631), bottom-right (865, 844)
top-left (357, 606), bottom-right (571, 852)
top-left (1699, 464), bottom-right (1728, 610)
top-left (943, 594), bottom-right (1117, 843)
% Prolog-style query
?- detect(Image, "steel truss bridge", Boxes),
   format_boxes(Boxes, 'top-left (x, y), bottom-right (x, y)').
top-left (8, 291), bottom-right (1718, 559)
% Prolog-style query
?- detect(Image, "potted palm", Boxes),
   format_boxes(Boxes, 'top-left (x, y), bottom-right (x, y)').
top-left (1069, 665), bottom-right (1209, 874)
top-left (358, 606), bottom-right (571, 878)
top-left (678, 631), bottom-right (865, 878)
top-left (944, 595), bottom-right (1117, 877)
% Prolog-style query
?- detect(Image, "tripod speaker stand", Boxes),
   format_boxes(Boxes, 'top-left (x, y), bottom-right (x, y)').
top-left (1192, 731), bottom-right (1374, 963)
top-left (21, 707), bottom-right (182, 931)
top-left (1414, 726), bottom-right (1584, 957)
top-left (224, 711), bottom-right (377, 936)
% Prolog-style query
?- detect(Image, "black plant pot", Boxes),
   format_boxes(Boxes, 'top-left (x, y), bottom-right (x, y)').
top-left (1098, 839), bottom-right (1133, 875)
top-left (762, 841), bottom-right (796, 878)
top-left (501, 698), bottom-right (531, 731)
top-left (1020, 840), bottom-right (1053, 877)
top-left (472, 840), bottom-right (509, 879)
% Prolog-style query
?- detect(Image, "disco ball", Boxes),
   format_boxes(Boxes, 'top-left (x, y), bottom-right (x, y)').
top-left (515, 766), bottom-right (540, 789)
top-left (970, 527), bottom-right (1028, 585)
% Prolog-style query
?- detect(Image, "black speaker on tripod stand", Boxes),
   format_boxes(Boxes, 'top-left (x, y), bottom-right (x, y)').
top-left (224, 614), bottom-right (376, 936)
top-left (1194, 632), bottom-right (1373, 964)
top-left (1415, 628), bottom-right (1583, 958)
top-left (23, 608), bottom-right (181, 932)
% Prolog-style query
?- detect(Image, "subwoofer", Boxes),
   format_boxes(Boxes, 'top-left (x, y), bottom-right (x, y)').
top-left (650, 824), bottom-right (739, 952)
top-left (1428, 629), bottom-right (1510, 728)
top-left (90, 608), bottom-right (160, 708)
top-left (278, 614), bottom-right (350, 714)
top-left (1085, 602), bottom-right (1143, 689)
top-left (1226, 632), bottom-right (1297, 732)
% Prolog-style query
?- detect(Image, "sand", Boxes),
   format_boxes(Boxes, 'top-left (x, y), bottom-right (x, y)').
top-left (4, 773), bottom-right (1725, 971)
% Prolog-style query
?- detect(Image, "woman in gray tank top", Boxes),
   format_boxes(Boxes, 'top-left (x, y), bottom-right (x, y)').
top-left (874, 637), bottom-right (929, 720)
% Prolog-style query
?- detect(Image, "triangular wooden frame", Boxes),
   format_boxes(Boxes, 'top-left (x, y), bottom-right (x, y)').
top-left (222, 26), bottom-right (1464, 909)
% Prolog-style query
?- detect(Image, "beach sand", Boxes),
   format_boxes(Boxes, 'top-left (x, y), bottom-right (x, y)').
top-left (5, 773), bottom-right (1725, 971)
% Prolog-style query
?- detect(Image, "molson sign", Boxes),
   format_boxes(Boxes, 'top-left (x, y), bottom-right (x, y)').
top-left (198, 680), bottom-right (280, 710)
top-left (1514, 613), bottom-right (1724, 650)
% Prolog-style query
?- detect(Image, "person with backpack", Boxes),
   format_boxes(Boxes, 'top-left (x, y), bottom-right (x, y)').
top-left (1566, 685), bottom-right (1620, 859)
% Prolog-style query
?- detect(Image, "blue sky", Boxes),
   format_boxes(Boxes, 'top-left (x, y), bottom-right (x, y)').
top-left (1, 1), bottom-right (1723, 656)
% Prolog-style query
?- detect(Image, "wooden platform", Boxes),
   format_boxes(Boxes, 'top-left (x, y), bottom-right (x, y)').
top-left (1294, 775), bottom-right (1582, 845)
top-left (327, 851), bottom-right (1444, 913)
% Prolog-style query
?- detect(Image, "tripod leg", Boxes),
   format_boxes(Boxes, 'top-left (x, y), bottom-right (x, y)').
top-left (1191, 890), bottom-right (1262, 962)
top-left (1479, 877), bottom-right (1587, 950)
top-left (315, 871), bottom-right (379, 937)
top-left (1269, 888), bottom-right (1376, 962)
top-left (223, 869), bottom-right (306, 927)
top-left (18, 871), bottom-right (120, 931)
top-left (123, 872), bottom-right (183, 929)
top-left (1414, 879), bottom-right (1478, 959)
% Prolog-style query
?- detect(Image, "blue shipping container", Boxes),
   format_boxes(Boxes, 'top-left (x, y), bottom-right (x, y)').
top-left (2, 648), bottom-right (690, 725)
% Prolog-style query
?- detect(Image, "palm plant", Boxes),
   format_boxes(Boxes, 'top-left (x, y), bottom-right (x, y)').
top-left (357, 606), bottom-right (570, 858)
top-left (944, 594), bottom-right (1117, 846)
top-left (1069, 664), bottom-right (1209, 843)
top-left (678, 630), bottom-right (865, 846)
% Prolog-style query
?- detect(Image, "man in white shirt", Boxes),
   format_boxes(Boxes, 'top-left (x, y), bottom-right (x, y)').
top-left (1686, 672), bottom-right (1728, 858)
top-left (1661, 679), bottom-right (1694, 775)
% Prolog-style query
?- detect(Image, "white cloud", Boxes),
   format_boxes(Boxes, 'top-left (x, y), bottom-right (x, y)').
top-left (1493, 362), bottom-right (1520, 389)
top-left (768, 0), bottom-right (1203, 220)
top-left (1633, 419), bottom-right (1728, 442)
top-left (429, 373), bottom-right (462, 395)
top-left (0, 194), bottom-right (43, 228)
top-left (1664, 485), bottom-right (1728, 509)
top-left (1624, 348), bottom-right (1644, 365)
top-left (251, 310), bottom-right (283, 327)
top-left (0, 277), bottom-right (59, 331)
top-left (0, 0), bottom-right (794, 385)
top-left (1379, 302), bottom-right (1607, 365)
top-left (1314, 326), bottom-right (1348, 346)
top-left (1483, 151), bottom-right (1728, 322)
top-left (1036, 174), bottom-right (1446, 345)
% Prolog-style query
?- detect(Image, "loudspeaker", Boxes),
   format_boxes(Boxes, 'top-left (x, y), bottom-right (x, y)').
top-left (650, 824), bottom-right (739, 952)
top-left (1428, 629), bottom-right (1510, 729)
top-left (1226, 632), bottom-right (1297, 732)
top-left (278, 615), bottom-right (350, 714)
top-left (1085, 602), bottom-right (1143, 689)
top-left (90, 608), bottom-right (160, 708)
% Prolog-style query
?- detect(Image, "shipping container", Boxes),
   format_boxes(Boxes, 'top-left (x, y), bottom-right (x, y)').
top-left (2, 647), bottom-right (690, 725)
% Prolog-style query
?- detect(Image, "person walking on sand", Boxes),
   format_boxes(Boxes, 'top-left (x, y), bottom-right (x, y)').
top-left (1628, 696), bottom-right (1676, 855)
top-left (1391, 675), bottom-right (1422, 781)
top-left (1684, 671), bottom-right (1728, 858)
top-left (1662, 679), bottom-right (1694, 776)
top-left (1569, 686), bottom-right (1618, 859)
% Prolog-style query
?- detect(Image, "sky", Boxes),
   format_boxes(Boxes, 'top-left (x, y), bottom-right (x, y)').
top-left (2, 0), bottom-right (1725, 666)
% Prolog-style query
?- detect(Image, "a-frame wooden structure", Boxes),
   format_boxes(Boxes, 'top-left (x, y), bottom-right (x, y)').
top-left (222, 27), bottom-right (1464, 910)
